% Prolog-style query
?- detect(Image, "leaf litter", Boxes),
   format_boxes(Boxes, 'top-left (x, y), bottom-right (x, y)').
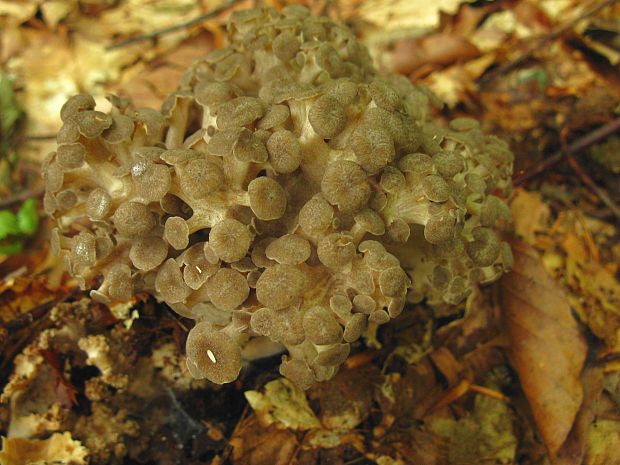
top-left (2, 0), bottom-right (620, 464)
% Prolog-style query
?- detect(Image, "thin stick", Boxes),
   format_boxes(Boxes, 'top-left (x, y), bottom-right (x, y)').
top-left (286, 431), bottom-right (307, 465)
top-left (567, 155), bottom-right (620, 221)
top-left (221, 402), bottom-right (251, 462)
top-left (469, 383), bottom-right (511, 402)
top-left (5, 288), bottom-right (79, 333)
top-left (343, 456), bottom-right (368, 465)
top-left (513, 115), bottom-right (620, 185)
top-left (26, 134), bottom-right (57, 140)
top-left (0, 187), bottom-right (45, 210)
top-left (107, 0), bottom-right (242, 50)
top-left (479, 0), bottom-right (617, 86)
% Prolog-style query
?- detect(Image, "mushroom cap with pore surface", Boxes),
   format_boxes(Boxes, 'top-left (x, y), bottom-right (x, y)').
top-left (186, 322), bottom-right (242, 384)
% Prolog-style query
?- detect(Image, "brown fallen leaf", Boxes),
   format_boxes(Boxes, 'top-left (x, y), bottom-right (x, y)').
top-left (500, 238), bottom-right (587, 455)
top-left (509, 188), bottom-right (551, 244)
top-left (554, 367), bottom-right (604, 465)
top-left (229, 415), bottom-right (299, 465)
top-left (116, 32), bottom-right (215, 109)
top-left (390, 33), bottom-right (480, 77)
top-left (244, 378), bottom-right (321, 431)
top-left (311, 365), bottom-right (378, 430)
top-left (41, 348), bottom-right (79, 408)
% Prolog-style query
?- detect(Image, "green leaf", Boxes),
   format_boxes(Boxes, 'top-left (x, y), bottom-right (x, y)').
top-left (0, 240), bottom-right (23, 255)
top-left (0, 73), bottom-right (22, 138)
top-left (16, 198), bottom-right (39, 236)
top-left (0, 210), bottom-right (19, 239)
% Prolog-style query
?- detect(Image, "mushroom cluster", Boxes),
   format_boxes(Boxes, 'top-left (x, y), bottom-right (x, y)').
top-left (43, 6), bottom-right (513, 389)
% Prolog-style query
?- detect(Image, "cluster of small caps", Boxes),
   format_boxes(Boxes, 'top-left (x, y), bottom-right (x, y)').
top-left (44, 5), bottom-right (514, 389)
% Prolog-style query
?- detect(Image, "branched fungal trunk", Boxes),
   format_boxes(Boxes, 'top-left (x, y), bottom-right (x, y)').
top-left (43, 5), bottom-right (513, 389)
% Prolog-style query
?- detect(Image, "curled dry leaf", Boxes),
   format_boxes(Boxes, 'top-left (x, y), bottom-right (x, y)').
top-left (500, 238), bottom-right (587, 455)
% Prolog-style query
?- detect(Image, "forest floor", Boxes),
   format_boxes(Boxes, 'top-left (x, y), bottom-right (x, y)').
top-left (0, 0), bottom-right (619, 464)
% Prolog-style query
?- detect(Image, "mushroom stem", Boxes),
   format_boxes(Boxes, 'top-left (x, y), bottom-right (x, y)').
top-left (165, 99), bottom-right (191, 149)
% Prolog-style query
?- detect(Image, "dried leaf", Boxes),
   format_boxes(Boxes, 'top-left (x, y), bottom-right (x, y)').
top-left (15, 29), bottom-right (140, 138)
top-left (40, 0), bottom-right (74, 28)
top-left (245, 378), bottom-right (321, 430)
top-left (41, 349), bottom-right (79, 408)
top-left (390, 34), bottom-right (480, 76)
top-left (245, 369), bottom-right (376, 451)
top-left (564, 256), bottom-right (620, 350)
top-left (584, 420), bottom-right (620, 465)
top-left (356, 0), bottom-right (476, 35)
top-left (312, 366), bottom-right (377, 430)
top-left (501, 238), bottom-right (587, 454)
top-left (435, 288), bottom-right (496, 356)
top-left (427, 370), bottom-right (518, 464)
top-left (423, 54), bottom-right (495, 107)
top-left (118, 32), bottom-right (214, 108)
top-left (0, 1), bottom-right (38, 24)
top-left (510, 188), bottom-right (551, 244)
top-left (0, 432), bottom-right (88, 465)
top-left (230, 416), bottom-right (298, 465)
top-left (590, 136), bottom-right (620, 173)
top-left (388, 319), bottom-right (433, 366)
top-left (371, 455), bottom-right (407, 465)
top-left (543, 211), bottom-right (620, 351)
top-left (554, 368), bottom-right (604, 465)
top-left (375, 358), bottom-right (440, 436)
top-left (372, 425), bottom-right (447, 465)
top-left (0, 274), bottom-right (64, 325)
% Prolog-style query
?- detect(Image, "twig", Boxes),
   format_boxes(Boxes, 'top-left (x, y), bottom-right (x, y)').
top-left (5, 288), bottom-right (80, 333)
top-left (286, 431), bottom-right (307, 465)
top-left (588, 206), bottom-right (617, 219)
top-left (5, 301), bottom-right (55, 333)
top-left (513, 115), bottom-right (620, 185)
top-left (0, 187), bottom-right (45, 209)
top-left (567, 155), bottom-right (620, 221)
top-left (0, 288), bottom-right (81, 379)
top-left (26, 134), bottom-right (57, 140)
top-left (469, 383), bottom-right (511, 402)
top-left (220, 402), bottom-right (251, 463)
top-left (343, 456), bottom-right (369, 465)
top-left (107, 0), bottom-right (242, 50)
top-left (478, 0), bottom-right (617, 86)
